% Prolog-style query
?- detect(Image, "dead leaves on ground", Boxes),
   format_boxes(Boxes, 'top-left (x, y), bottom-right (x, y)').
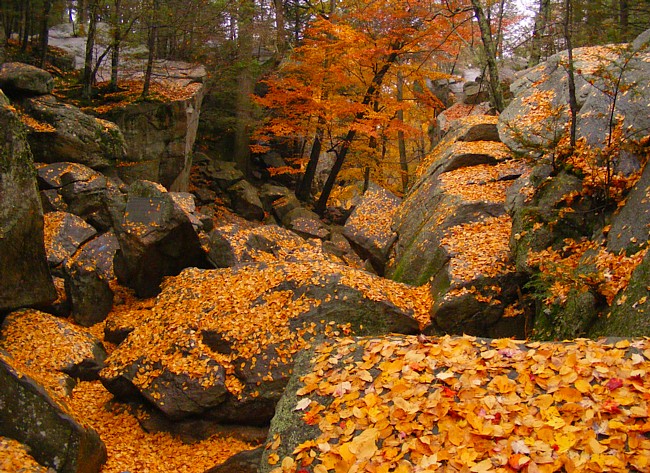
top-left (268, 335), bottom-right (650, 473)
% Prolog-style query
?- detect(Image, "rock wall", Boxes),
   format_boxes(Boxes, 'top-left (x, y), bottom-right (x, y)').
top-left (101, 80), bottom-right (205, 192)
top-left (0, 90), bottom-right (56, 312)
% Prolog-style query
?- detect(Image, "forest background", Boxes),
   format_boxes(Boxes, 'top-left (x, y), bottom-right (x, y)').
top-left (1, 0), bottom-right (649, 209)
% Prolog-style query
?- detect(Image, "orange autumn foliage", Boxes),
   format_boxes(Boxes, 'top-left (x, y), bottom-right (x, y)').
top-left (253, 0), bottom-right (475, 195)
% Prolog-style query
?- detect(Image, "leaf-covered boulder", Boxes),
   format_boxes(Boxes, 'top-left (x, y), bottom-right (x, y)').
top-left (262, 335), bottom-right (650, 473)
top-left (388, 116), bottom-right (518, 286)
top-left (0, 62), bottom-right (53, 96)
top-left (589, 248), bottom-right (650, 337)
top-left (281, 207), bottom-right (330, 240)
top-left (343, 183), bottom-right (400, 273)
top-left (0, 309), bottom-right (107, 394)
top-left (24, 95), bottom-right (127, 171)
top-left (63, 232), bottom-right (120, 326)
top-left (0, 90), bottom-right (56, 311)
top-left (387, 116), bottom-right (527, 337)
top-left (0, 350), bottom-right (106, 473)
top-left (110, 180), bottom-right (211, 297)
top-left (43, 211), bottom-right (97, 275)
top-left (100, 261), bottom-right (429, 424)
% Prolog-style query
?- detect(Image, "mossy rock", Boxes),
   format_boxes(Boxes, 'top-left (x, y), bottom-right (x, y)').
top-left (588, 249), bottom-right (650, 337)
top-left (531, 288), bottom-right (598, 341)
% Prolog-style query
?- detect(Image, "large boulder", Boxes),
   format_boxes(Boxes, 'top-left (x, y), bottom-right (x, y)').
top-left (0, 90), bottom-right (56, 311)
top-left (262, 335), bottom-right (650, 473)
top-left (499, 33), bottom-right (650, 173)
top-left (0, 350), bottom-right (106, 473)
top-left (387, 116), bottom-right (528, 338)
top-left (0, 62), bottom-right (53, 96)
top-left (110, 180), bottom-right (211, 297)
top-left (281, 207), bottom-right (330, 240)
top-left (227, 180), bottom-right (265, 221)
top-left (99, 81), bottom-right (205, 191)
top-left (343, 183), bottom-right (401, 273)
top-left (100, 261), bottom-right (428, 424)
top-left (23, 95), bottom-right (127, 171)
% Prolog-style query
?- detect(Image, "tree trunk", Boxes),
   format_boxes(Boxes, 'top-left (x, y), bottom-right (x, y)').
top-left (273, 0), bottom-right (287, 55)
top-left (470, 0), bottom-right (505, 112)
top-left (396, 70), bottom-right (409, 194)
top-left (82, 0), bottom-right (98, 99)
top-left (297, 124), bottom-right (324, 201)
top-left (529, 0), bottom-right (551, 67)
top-left (315, 50), bottom-right (399, 215)
top-left (39, 0), bottom-right (52, 68)
top-left (109, 0), bottom-right (122, 91)
top-left (77, 0), bottom-right (87, 35)
top-left (234, 0), bottom-right (255, 176)
top-left (20, 0), bottom-right (30, 52)
top-left (564, 0), bottom-right (577, 150)
top-left (619, 0), bottom-right (629, 41)
top-left (142, 0), bottom-right (158, 98)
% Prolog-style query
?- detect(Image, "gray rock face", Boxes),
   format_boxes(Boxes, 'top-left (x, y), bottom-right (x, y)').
top-left (607, 160), bottom-right (650, 254)
top-left (205, 160), bottom-right (245, 191)
top-left (343, 184), bottom-right (400, 273)
top-left (110, 180), bottom-right (211, 297)
top-left (0, 91), bottom-right (56, 311)
top-left (100, 83), bottom-right (205, 191)
top-left (0, 62), bottom-right (53, 96)
top-left (63, 232), bottom-right (120, 327)
top-left (100, 262), bottom-right (422, 424)
top-left (0, 350), bottom-right (106, 473)
top-left (24, 96), bottom-right (127, 170)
